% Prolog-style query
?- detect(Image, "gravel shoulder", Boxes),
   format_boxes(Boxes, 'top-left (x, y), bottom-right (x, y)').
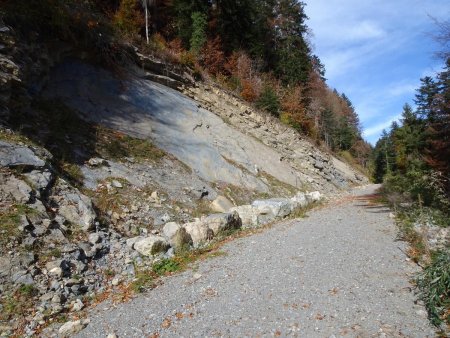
top-left (75, 185), bottom-right (434, 337)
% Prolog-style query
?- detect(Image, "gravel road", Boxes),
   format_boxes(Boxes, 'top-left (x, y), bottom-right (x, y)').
top-left (76, 185), bottom-right (434, 337)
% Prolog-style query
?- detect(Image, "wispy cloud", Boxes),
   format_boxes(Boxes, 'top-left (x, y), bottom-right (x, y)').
top-left (304, 0), bottom-right (449, 144)
top-left (363, 114), bottom-right (401, 139)
top-left (387, 83), bottom-right (417, 97)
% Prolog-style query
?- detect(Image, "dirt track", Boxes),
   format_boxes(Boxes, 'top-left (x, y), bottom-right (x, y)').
top-left (75, 185), bottom-right (434, 337)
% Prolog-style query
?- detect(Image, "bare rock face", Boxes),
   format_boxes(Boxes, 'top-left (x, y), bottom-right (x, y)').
top-left (133, 236), bottom-right (171, 257)
top-left (1, 175), bottom-right (32, 203)
top-left (0, 141), bottom-right (46, 168)
top-left (50, 178), bottom-right (96, 231)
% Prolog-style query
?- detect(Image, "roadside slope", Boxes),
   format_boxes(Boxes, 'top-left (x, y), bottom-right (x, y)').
top-left (43, 60), bottom-right (366, 195)
top-left (75, 184), bottom-right (433, 337)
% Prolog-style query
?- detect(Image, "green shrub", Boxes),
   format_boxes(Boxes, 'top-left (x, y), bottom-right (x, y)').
top-left (256, 86), bottom-right (280, 116)
top-left (416, 250), bottom-right (450, 326)
top-left (189, 12), bottom-right (207, 55)
top-left (152, 258), bottom-right (180, 276)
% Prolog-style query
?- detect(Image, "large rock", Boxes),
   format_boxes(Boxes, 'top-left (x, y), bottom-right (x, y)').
top-left (229, 205), bottom-right (275, 228)
top-left (183, 221), bottom-right (214, 247)
top-left (252, 198), bottom-right (292, 218)
top-left (290, 192), bottom-right (308, 209)
top-left (204, 211), bottom-right (242, 236)
top-left (58, 320), bottom-right (88, 337)
top-left (0, 256), bottom-right (11, 279)
top-left (1, 175), bottom-right (32, 203)
top-left (0, 141), bottom-right (45, 168)
top-left (51, 179), bottom-right (96, 231)
top-left (163, 222), bottom-right (193, 250)
top-left (210, 196), bottom-right (234, 213)
top-left (23, 170), bottom-right (53, 196)
top-left (306, 191), bottom-right (322, 203)
top-left (133, 236), bottom-right (170, 257)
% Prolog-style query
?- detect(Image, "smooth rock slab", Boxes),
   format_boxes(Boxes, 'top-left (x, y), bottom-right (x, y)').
top-left (0, 141), bottom-right (45, 168)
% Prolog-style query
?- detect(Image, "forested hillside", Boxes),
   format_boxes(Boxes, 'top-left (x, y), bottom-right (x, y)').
top-left (372, 55), bottom-right (449, 327)
top-left (3, 0), bottom-right (371, 170)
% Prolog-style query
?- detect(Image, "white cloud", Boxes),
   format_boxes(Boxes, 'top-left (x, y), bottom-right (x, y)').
top-left (304, 0), bottom-right (449, 143)
top-left (363, 114), bottom-right (401, 138)
top-left (346, 21), bottom-right (385, 41)
top-left (387, 83), bottom-right (417, 97)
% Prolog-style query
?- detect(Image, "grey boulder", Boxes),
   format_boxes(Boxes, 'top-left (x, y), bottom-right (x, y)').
top-left (0, 141), bottom-right (45, 168)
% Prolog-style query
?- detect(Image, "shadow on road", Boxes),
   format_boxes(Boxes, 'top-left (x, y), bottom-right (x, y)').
top-left (353, 193), bottom-right (391, 214)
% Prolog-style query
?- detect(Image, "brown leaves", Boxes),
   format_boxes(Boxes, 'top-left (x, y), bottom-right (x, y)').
top-left (161, 318), bottom-right (171, 329)
top-left (315, 313), bottom-right (325, 320)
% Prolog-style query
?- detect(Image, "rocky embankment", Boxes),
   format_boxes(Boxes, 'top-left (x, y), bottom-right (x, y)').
top-left (0, 135), bottom-right (324, 336)
top-left (0, 20), bottom-right (368, 336)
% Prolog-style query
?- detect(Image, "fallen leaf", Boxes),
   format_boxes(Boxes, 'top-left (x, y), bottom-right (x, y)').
top-left (161, 318), bottom-right (171, 329)
top-left (328, 287), bottom-right (339, 295)
top-left (315, 313), bottom-right (325, 320)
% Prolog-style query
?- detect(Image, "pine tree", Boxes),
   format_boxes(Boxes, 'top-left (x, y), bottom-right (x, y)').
top-left (272, 0), bottom-right (311, 85)
top-left (425, 58), bottom-right (450, 192)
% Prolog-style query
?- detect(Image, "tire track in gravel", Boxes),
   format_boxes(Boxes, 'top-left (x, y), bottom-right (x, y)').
top-left (75, 185), bottom-right (435, 337)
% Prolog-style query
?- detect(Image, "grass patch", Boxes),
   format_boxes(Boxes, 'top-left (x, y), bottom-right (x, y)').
top-left (191, 199), bottom-right (212, 218)
top-left (60, 162), bottom-right (85, 186)
top-left (338, 150), bottom-right (369, 177)
top-left (0, 128), bottom-right (36, 146)
top-left (152, 258), bottom-right (181, 276)
top-left (130, 269), bottom-right (156, 293)
top-left (88, 181), bottom-right (131, 216)
top-left (0, 204), bottom-right (35, 248)
top-left (0, 285), bottom-right (38, 322)
top-left (258, 171), bottom-right (298, 196)
top-left (97, 129), bottom-right (165, 163)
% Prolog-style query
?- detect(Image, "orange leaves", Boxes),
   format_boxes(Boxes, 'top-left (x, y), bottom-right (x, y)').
top-left (203, 36), bottom-right (225, 75)
top-left (241, 79), bottom-right (257, 102)
top-left (161, 318), bottom-right (171, 329)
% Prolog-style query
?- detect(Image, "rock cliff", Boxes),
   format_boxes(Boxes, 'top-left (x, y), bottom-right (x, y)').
top-left (0, 20), bottom-right (368, 336)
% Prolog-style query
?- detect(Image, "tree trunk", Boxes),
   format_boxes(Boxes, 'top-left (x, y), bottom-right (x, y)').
top-left (145, 6), bottom-right (149, 44)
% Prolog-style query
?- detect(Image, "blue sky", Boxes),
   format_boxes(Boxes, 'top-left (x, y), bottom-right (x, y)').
top-left (303, 0), bottom-right (450, 145)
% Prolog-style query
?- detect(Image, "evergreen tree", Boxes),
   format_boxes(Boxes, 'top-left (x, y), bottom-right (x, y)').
top-left (190, 11), bottom-right (207, 54)
top-left (272, 0), bottom-right (311, 85)
top-left (172, 0), bottom-right (208, 47)
top-left (425, 58), bottom-right (450, 192)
